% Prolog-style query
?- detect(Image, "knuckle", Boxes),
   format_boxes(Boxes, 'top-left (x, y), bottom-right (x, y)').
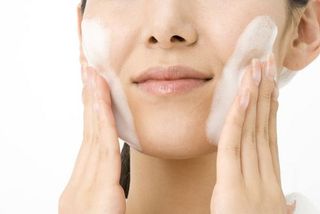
top-left (95, 101), bottom-right (116, 128)
top-left (97, 141), bottom-right (108, 156)
top-left (84, 132), bottom-right (98, 145)
top-left (271, 100), bottom-right (279, 111)
top-left (243, 128), bottom-right (256, 146)
top-left (264, 125), bottom-right (269, 140)
top-left (257, 122), bottom-right (269, 140)
top-left (225, 112), bottom-right (243, 129)
top-left (83, 124), bottom-right (92, 141)
top-left (99, 145), bottom-right (117, 159)
top-left (250, 87), bottom-right (259, 99)
top-left (260, 88), bottom-right (272, 100)
top-left (92, 133), bottom-right (100, 145)
top-left (97, 142), bottom-right (119, 161)
top-left (221, 145), bottom-right (241, 159)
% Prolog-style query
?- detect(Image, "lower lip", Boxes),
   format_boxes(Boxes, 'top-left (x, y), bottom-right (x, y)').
top-left (135, 79), bottom-right (210, 95)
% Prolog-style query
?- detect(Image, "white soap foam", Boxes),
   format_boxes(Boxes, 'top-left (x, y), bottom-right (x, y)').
top-left (206, 16), bottom-right (285, 145)
top-left (278, 67), bottom-right (298, 88)
top-left (81, 16), bottom-right (297, 151)
top-left (81, 18), bottom-right (142, 152)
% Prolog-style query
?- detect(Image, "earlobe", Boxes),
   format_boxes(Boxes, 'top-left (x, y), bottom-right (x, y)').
top-left (283, 0), bottom-right (320, 71)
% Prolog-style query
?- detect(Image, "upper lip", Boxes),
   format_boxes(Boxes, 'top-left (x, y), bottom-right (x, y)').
top-left (132, 65), bottom-right (214, 83)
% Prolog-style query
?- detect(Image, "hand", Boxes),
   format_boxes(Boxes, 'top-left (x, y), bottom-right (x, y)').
top-left (210, 54), bottom-right (295, 214)
top-left (59, 66), bottom-right (126, 214)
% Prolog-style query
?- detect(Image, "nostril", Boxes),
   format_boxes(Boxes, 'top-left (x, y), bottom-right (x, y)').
top-left (171, 35), bottom-right (185, 42)
top-left (149, 36), bottom-right (158, 43)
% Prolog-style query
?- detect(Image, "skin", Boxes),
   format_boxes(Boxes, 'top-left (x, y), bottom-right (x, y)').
top-left (59, 0), bottom-right (320, 213)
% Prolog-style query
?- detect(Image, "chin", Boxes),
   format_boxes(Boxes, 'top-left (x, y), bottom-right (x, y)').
top-left (125, 85), bottom-right (217, 159)
top-left (132, 118), bottom-right (218, 159)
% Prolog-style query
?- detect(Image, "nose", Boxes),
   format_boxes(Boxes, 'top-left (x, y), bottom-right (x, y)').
top-left (143, 3), bottom-right (198, 49)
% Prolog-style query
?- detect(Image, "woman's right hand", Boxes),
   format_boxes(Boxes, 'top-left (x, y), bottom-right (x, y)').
top-left (58, 66), bottom-right (126, 214)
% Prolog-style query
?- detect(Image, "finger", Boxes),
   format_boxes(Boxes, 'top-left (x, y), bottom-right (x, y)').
top-left (94, 72), bottom-right (122, 186)
top-left (216, 83), bottom-right (250, 186)
top-left (269, 83), bottom-right (281, 185)
top-left (94, 68), bottom-right (120, 156)
top-left (67, 66), bottom-right (95, 185)
top-left (241, 59), bottom-right (261, 188)
top-left (81, 67), bottom-right (121, 188)
top-left (82, 66), bottom-right (96, 145)
top-left (68, 136), bottom-right (92, 186)
top-left (286, 200), bottom-right (297, 214)
top-left (256, 53), bottom-right (277, 182)
top-left (79, 67), bottom-right (101, 188)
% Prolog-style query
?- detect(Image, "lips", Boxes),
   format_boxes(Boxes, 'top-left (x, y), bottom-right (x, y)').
top-left (132, 65), bottom-right (213, 84)
top-left (132, 65), bottom-right (214, 96)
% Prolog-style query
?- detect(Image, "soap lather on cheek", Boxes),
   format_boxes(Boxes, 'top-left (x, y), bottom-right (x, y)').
top-left (80, 17), bottom-right (297, 151)
top-left (205, 16), bottom-right (297, 146)
top-left (81, 18), bottom-right (143, 152)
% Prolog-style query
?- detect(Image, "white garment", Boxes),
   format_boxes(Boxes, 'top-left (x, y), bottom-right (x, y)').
top-left (286, 193), bottom-right (320, 214)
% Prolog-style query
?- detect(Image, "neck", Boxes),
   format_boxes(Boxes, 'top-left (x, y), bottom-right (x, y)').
top-left (126, 148), bottom-right (218, 214)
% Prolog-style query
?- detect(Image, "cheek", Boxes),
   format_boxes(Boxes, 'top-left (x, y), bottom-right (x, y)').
top-left (205, 15), bottom-right (281, 144)
top-left (108, 25), bottom-right (139, 72)
top-left (200, 1), bottom-right (287, 63)
top-left (84, 2), bottom-right (142, 73)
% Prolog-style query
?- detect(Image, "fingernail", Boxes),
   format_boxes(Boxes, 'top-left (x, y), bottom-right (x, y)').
top-left (240, 89), bottom-right (250, 110)
top-left (272, 85), bottom-right (279, 101)
top-left (252, 59), bottom-right (261, 86)
top-left (266, 54), bottom-right (276, 81)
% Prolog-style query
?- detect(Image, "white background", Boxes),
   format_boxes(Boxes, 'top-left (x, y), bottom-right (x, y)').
top-left (0, 1), bottom-right (319, 213)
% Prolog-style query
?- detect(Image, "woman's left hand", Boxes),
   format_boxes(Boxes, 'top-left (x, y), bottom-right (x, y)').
top-left (210, 54), bottom-right (296, 214)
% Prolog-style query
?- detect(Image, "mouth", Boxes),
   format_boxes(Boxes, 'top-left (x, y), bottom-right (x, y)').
top-left (132, 65), bottom-right (213, 96)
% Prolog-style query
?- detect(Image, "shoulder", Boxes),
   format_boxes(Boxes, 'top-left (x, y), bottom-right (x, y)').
top-left (286, 192), bottom-right (320, 214)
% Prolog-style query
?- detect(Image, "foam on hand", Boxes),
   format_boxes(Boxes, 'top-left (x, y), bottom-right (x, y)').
top-left (81, 18), bottom-right (142, 152)
top-left (205, 16), bottom-right (296, 145)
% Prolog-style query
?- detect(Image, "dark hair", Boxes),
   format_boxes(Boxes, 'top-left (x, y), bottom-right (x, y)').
top-left (290, 0), bottom-right (309, 7)
top-left (79, 0), bottom-right (309, 199)
top-left (120, 142), bottom-right (130, 198)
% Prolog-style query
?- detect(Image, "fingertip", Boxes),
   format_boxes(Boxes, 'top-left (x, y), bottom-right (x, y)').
top-left (96, 73), bottom-right (110, 90)
top-left (81, 66), bottom-right (97, 106)
top-left (267, 53), bottom-right (278, 83)
top-left (239, 89), bottom-right (250, 111)
top-left (95, 74), bottom-right (113, 108)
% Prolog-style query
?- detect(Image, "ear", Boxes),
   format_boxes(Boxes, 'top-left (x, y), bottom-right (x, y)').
top-left (76, 3), bottom-right (88, 67)
top-left (284, 0), bottom-right (320, 70)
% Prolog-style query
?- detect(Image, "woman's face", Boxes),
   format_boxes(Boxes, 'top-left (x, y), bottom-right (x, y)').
top-left (80, 0), bottom-right (293, 159)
